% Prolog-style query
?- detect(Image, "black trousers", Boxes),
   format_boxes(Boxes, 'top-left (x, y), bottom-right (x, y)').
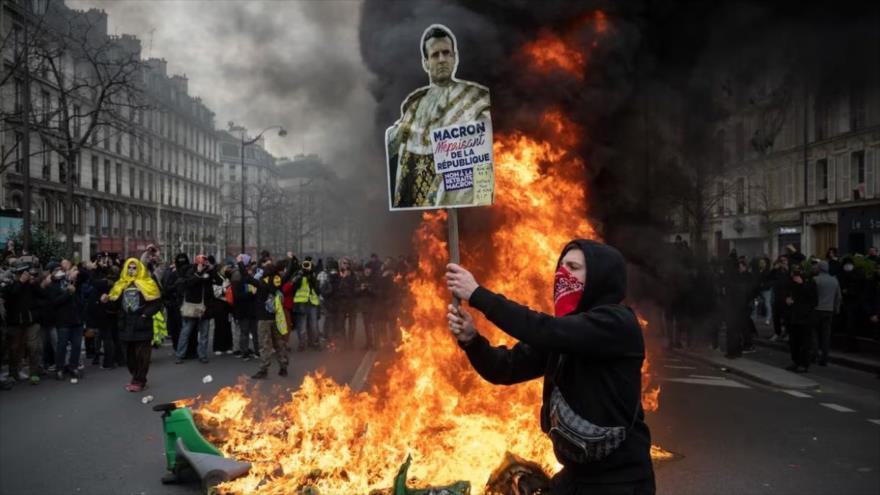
top-left (789, 323), bottom-right (811, 368)
top-left (167, 306), bottom-right (182, 350)
top-left (100, 322), bottom-right (124, 368)
top-left (551, 470), bottom-right (655, 495)
top-left (213, 309), bottom-right (232, 352)
top-left (125, 340), bottom-right (152, 385)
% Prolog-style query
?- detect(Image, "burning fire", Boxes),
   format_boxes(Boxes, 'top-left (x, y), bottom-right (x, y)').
top-left (193, 13), bottom-right (667, 494)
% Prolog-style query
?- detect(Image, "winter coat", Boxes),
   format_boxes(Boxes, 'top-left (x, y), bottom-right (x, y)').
top-left (781, 277), bottom-right (818, 326)
top-left (3, 280), bottom-right (43, 326)
top-left (44, 278), bottom-right (82, 328)
top-left (113, 282), bottom-right (163, 342)
top-left (461, 240), bottom-right (653, 488)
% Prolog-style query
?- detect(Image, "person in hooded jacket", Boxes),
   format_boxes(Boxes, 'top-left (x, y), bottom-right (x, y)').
top-left (175, 255), bottom-right (220, 364)
top-left (161, 253), bottom-right (190, 351)
top-left (446, 240), bottom-right (654, 495)
top-left (102, 258), bottom-right (162, 391)
top-left (781, 264), bottom-right (818, 373)
top-left (43, 265), bottom-right (85, 381)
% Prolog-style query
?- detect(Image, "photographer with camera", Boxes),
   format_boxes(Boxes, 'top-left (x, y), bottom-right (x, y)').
top-left (291, 257), bottom-right (321, 352)
top-left (2, 262), bottom-right (45, 385)
top-left (175, 255), bottom-right (220, 364)
top-left (247, 253), bottom-right (291, 379)
top-left (43, 263), bottom-right (85, 382)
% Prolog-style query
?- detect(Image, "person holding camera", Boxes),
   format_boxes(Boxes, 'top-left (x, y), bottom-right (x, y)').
top-left (43, 264), bottom-right (85, 382)
top-left (248, 254), bottom-right (290, 378)
top-left (292, 257), bottom-right (321, 352)
top-left (176, 255), bottom-right (219, 364)
top-left (445, 240), bottom-right (655, 494)
top-left (3, 262), bottom-right (44, 384)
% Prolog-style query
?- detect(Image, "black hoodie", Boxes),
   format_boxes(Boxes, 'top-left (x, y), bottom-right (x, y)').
top-left (461, 239), bottom-right (653, 489)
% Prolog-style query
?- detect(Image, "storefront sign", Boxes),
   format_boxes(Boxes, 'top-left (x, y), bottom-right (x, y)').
top-left (778, 226), bottom-right (801, 235)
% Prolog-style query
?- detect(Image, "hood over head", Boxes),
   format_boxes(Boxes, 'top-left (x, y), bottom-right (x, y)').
top-left (174, 253), bottom-right (190, 269)
top-left (556, 239), bottom-right (627, 314)
top-left (818, 260), bottom-right (830, 273)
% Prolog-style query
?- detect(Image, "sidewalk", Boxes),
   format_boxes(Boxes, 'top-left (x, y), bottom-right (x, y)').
top-left (752, 320), bottom-right (880, 374)
top-left (673, 347), bottom-right (820, 391)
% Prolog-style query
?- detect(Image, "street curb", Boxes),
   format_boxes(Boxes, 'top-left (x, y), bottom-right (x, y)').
top-left (754, 340), bottom-right (880, 375)
top-left (671, 349), bottom-right (821, 391)
top-left (350, 350), bottom-right (377, 393)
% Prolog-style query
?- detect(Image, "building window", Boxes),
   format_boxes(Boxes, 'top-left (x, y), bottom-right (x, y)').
top-left (101, 208), bottom-right (109, 236)
top-left (73, 105), bottom-right (81, 138)
top-left (852, 150), bottom-right (866, 199)
top-left (116, 134), bottom-right (122, 155)
top-left (91, 155), bottom-right (98, 190)
top-left (41, 91), bottom-right (50, 123)
top-left (139, 170), bottom-right (145, 199)
top-left (13, 132), bottom-right (23, 173)
top-left (148, 173), bottom-right (153, 201)
top-left (129, 167), bottom-right (135, 197)
top-left (116, 163), bottom-right (122, 194)
top-left (817, 159), bottom-right (828, 203)
top-left (42, 144), bottom-right (50, 180)
top-left (54, 201), bottom-right (64, 232)
top-left (88, 206), bottom-right (97, 235)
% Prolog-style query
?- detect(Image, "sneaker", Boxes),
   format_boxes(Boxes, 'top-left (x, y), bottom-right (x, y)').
top-left (278, 367), bottom-right (288, 377)
top-left (55, 371), bottom-right (65, 381)
top-left (70, 369), bottom-right (83, 379)
top-left (251, 369), bottom-right (268, 380)
top-left (47, 365), bottom-right (57, 373)
top-left (175, 358), bottom-right (184, 364)
top-left (214, 351), bottom-right (222, 356)
top-left (769, 334), bottom-right (778, 342)
top-left (77, 364), bottom-right (85, 370)
top-left (29, 375), bottom-right (40, 385)
top-left (199, 358), bottom-right (209, 364)
top-left (242, 354), bottom-right (252, 362)
top-left (225, 350), bottom-right (234, 355)
top-left (16, 370), bottom-right (29, 381)
top-left (764, 320), bottom-right (771, 326)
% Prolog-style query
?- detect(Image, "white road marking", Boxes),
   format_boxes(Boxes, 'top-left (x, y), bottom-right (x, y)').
top-left (663, 358), bottom-right (681, 362)
top-left (820, 403), bottom-right (856, 413)
top-left (867, 419), bottom-right (880, 426)
top-left (782, 390), bottom-right (812, 398)
top-left (689, 374), bottom-right (726, 380)
top-left (663, 377), bottom-right (751, 388)
top-left (663, 365), bottom-right (697, 370)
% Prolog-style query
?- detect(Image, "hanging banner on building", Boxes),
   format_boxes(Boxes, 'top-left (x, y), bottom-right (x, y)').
top-left (385, 24), bottom-right (495, 211)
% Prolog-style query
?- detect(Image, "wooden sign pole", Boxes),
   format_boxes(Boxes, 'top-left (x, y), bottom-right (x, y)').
top-left (447, 208), bottom-right (461, 308)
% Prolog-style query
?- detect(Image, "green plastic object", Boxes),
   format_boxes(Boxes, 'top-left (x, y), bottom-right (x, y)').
top-left (160, 406), bottom-right (223, 470)
top-left (392, 455), bottom-right (470, 495)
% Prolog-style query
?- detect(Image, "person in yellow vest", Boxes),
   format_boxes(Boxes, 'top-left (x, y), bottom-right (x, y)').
top-left (248, 256), bottom-right (290, 379)
top-left (292, 257), bottom-right (322, 351)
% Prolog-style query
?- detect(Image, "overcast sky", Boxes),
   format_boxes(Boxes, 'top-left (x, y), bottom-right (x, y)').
top-left (67, 0), bottom-right (377, 177)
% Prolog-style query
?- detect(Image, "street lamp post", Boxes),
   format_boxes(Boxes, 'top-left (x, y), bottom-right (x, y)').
top-left (237, 125), bottom-right (287, 255)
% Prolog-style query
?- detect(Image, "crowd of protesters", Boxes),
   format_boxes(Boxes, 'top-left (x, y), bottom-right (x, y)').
top-left (0, 242), bottom-right (413, 391)
top-left (664, 237), bottom-right (880, 373)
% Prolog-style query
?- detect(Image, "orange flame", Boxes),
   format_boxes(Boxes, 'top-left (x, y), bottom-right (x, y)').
top-left (193, 15), bottom-right (667, 494)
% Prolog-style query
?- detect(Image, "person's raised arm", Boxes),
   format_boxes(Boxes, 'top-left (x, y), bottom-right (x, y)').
top-left (447, 304), bottom-right (546, 385)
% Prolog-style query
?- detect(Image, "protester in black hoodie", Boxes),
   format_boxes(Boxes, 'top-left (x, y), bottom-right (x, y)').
top-left (782, 264), bottom-right (818, 373)
top-left (446, 239), bottom-right (654, 495)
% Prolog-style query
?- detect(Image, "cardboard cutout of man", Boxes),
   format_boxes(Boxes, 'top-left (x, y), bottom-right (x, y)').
top-left (386, 24), bottom-right (493, 209)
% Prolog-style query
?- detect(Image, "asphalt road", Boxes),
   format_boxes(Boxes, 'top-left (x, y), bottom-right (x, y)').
top-left (1, 334), bottom-right (878, 495)
top-left (0, 340), bottom-right (367, 495)
top-left (650, 343), bottom-right (880, 495)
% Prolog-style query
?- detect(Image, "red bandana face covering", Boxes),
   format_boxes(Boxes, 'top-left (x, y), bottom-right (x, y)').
top-left (554, 266), bottom-right (585, 317)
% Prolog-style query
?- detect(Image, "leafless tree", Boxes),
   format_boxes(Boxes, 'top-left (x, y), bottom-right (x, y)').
top-left (20, 4), bottom-right (148, 256)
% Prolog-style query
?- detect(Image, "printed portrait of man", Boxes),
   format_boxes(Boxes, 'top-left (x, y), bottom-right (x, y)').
top-left (385, 24), bottom-right (493, 209)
